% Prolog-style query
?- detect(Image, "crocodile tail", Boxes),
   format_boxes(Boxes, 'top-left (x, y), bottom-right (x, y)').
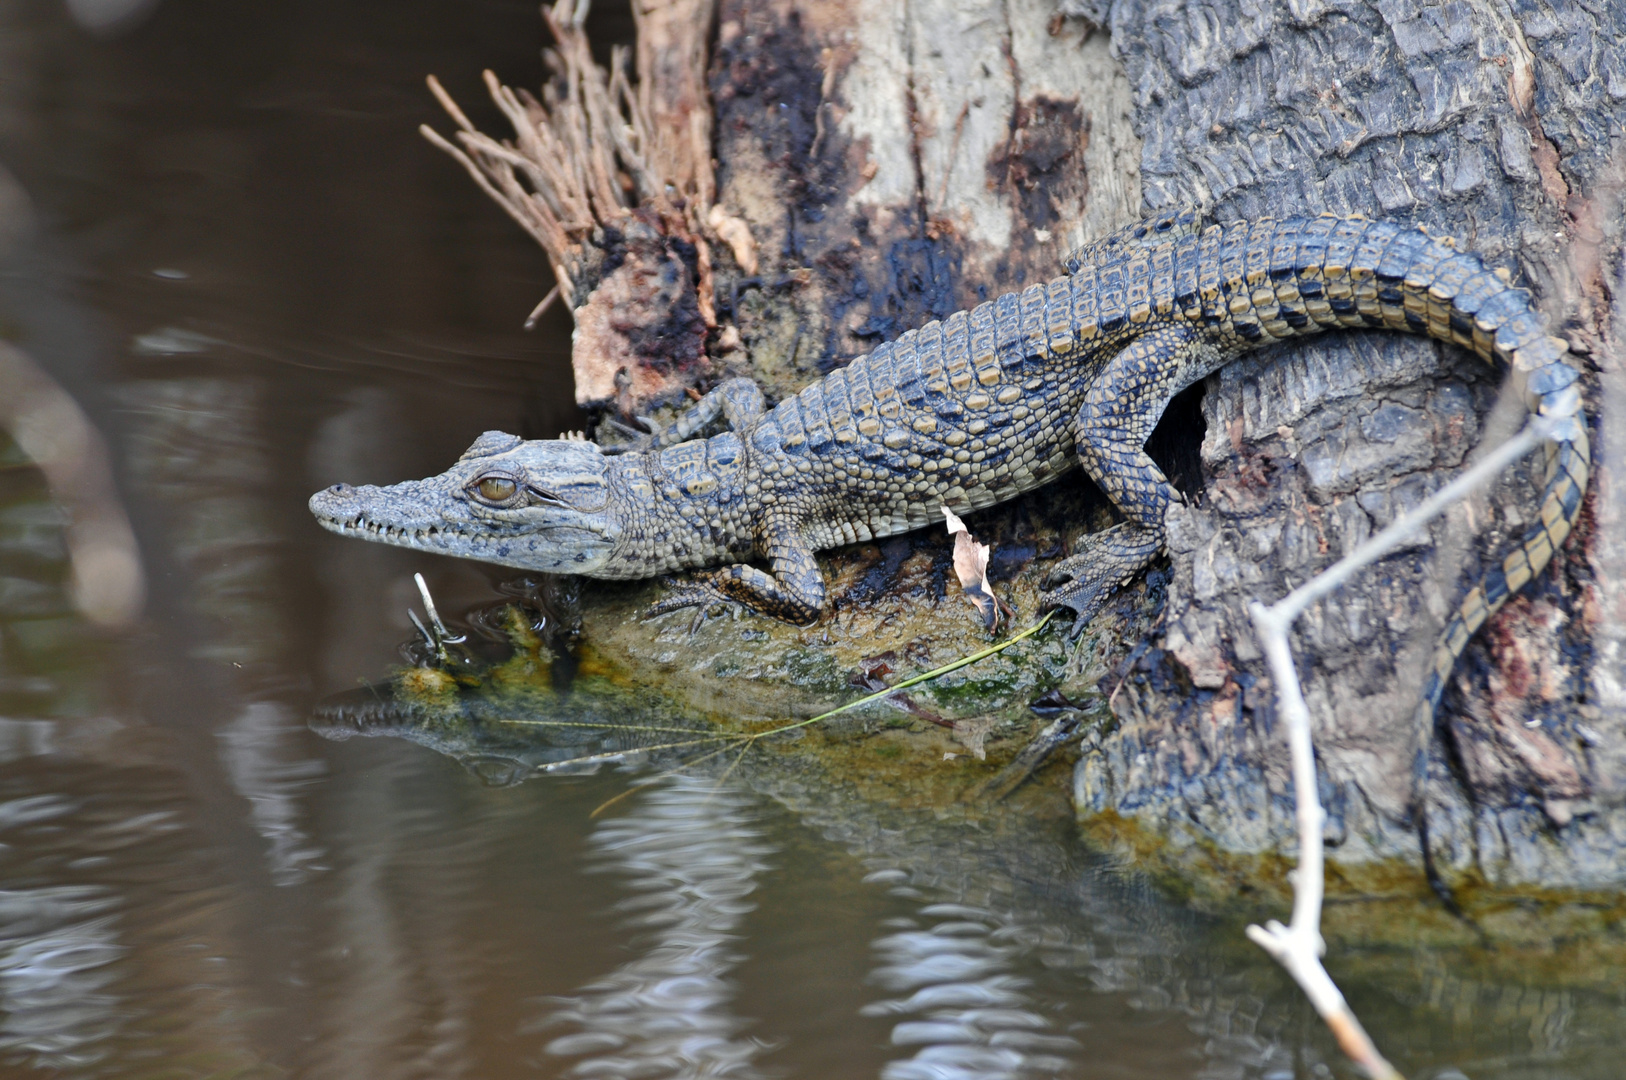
top-left (1365, 217), bottom-right (1594, 835)
top-left (1305, 217), bottom-right (1591, 713)
top-left (1409, 419), bottom-right (1587, 891)
top-left (1416, 422), bottom-right (1590, 727)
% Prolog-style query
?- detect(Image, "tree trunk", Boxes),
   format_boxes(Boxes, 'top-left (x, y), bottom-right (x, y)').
top-left (444, 0), bottom-right (1626, 895)
top-left (708, 0), bottom-right (1140, 405)
top-left (1067, 0), bottom-right (1626, 893)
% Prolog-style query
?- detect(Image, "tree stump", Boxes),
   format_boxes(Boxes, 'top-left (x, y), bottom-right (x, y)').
top-left (431, 0), bottom-right (1626, 896)
top-left (1076, 0), bottom-right (1626, 893)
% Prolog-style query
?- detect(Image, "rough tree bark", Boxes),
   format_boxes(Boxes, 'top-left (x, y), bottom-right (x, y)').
top-left (1071, 0), bottom-right (1626, 893)
top-left (439, 0), bottom-right (1625, 896)
top-left (707, 0), bottom-right (1139, 405)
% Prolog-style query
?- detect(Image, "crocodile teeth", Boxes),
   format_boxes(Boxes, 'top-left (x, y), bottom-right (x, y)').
top-left (328, 514), bottom-right (472, 547)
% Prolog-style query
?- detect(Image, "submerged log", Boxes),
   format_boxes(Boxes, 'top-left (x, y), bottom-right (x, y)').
top-left (433, 0), bottom-right (1626, 899)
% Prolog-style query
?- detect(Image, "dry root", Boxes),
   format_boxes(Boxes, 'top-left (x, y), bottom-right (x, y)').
top-left (422, 0), bottom-right (736, 409)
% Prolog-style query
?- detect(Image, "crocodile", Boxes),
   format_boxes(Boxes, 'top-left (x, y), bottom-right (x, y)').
top-left (310, 212), bottom-right (1589, 729)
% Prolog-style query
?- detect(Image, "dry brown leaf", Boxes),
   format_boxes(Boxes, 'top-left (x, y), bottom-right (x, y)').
top-left (942, 507), bottom-right (1011, 631)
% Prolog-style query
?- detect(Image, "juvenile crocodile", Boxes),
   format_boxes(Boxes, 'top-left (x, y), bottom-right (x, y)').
top-left (310, 212), bottom-right (1589, 727)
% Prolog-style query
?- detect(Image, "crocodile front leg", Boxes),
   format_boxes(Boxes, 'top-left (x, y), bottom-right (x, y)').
top-left (1042, 324), bottom-right (1215, 634)
top-left (608, 377), bottom-right (767, 452)
top-left (649, 517), bottom-right (825, 627)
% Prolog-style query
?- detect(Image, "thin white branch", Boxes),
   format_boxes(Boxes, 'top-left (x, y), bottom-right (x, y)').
top-left (1265, 415), bottom-right (1556, 628)
top-left (1247, 594), bottom-right (1404, 1079)
top-left (1244, 414), bottom-right (1562, 1080)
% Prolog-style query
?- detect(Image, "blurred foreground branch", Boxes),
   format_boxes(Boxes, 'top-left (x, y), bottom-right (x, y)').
top-left (0, 341), bottom-right (144, 627)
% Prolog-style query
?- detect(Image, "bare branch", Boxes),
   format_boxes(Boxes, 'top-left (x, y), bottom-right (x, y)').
top-left (524, 284), bottom-right (563, 330)
top-left (1246, 414), bottom-right (1564, 1080)
top-left (424, 73), bottom-right (476, 134)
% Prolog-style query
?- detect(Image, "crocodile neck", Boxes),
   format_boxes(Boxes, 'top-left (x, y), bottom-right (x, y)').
top-left (601, 446), bottom-right (755, 579)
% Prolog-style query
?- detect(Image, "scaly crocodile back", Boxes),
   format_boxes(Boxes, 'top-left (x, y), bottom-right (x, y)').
top-left (1145, 215), bottom-right (1590, 734)
top-left (655, 214), bottom-right (1589, 728)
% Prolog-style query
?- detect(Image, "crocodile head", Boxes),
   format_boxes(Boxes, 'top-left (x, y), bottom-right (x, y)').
top-left (309, 430), bottom-right (623, 574)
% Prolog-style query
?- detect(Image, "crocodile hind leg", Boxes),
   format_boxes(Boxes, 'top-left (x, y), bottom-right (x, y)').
top-left (1042, 324), bottom-right (1216, 635)
top-left (606, 377), bottom-right (766, 452)
top-left (648, 517), bottom-right (825, 628)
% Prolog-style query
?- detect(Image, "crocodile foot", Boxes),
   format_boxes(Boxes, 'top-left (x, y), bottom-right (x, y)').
top-left (646, 577), bottom-right (738, 635)
top-left (1039, 522), bottom-right (1162, 639)
top-left (598, 415), bottom-right (664, 455)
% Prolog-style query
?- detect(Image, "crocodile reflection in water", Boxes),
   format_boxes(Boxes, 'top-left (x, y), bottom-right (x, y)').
top-left (305, 607), bottom-right (1243, 1078)
top-left (309, 600), bottom-right (1626, 1079)
top-left (318, 685), bottom-right (641, 788)
top-left (310, 601), bottom-right (729, 787)
top-left (312, 679), bottom-right (721, 789)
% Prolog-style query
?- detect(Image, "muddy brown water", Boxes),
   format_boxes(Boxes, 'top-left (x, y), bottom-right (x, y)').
top-left (0, 2), bottom-right (1621, 1077)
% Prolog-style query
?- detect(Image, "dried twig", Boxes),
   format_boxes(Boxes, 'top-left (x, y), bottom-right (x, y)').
top-left (421, 1), bottom-right (718, 321)
top-left (524, 284), bottom-right (563, 330)
top-left (1245, 414), bottom-right (1558, 1080)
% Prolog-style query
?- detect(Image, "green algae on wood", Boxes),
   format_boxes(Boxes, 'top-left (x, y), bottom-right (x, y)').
top-left (1078, 808), bottom-right (1626, 984)
top-left (323, 587), bottom-right (1100, 816)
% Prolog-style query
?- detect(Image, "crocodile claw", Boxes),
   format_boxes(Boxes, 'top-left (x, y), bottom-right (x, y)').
top-left (646, 578), bottom-right (734, 635)
top-left (600, 415), bottom-right (665, 455)
top-left (1038, 559), bottom-right (1114, 641)
top-left (1037, 522), bottom-right (1163, 640)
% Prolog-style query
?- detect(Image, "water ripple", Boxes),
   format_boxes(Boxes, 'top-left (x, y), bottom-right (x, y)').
top-left (0, 887), bottom-right (124, 1071)
top-left (538, 779), bottom-right (776, 1079)
top-left (865, 897), bottom-right (1080, 1080)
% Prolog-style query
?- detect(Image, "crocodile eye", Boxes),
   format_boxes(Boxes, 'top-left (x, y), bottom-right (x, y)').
top-left (474, 476), bottom-right (517, 503)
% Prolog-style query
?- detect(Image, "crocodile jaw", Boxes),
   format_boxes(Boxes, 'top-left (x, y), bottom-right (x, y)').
top-left (310, 481), bottom-right (485, 555)
top-left (309, 433), bottom-right (625, 574)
